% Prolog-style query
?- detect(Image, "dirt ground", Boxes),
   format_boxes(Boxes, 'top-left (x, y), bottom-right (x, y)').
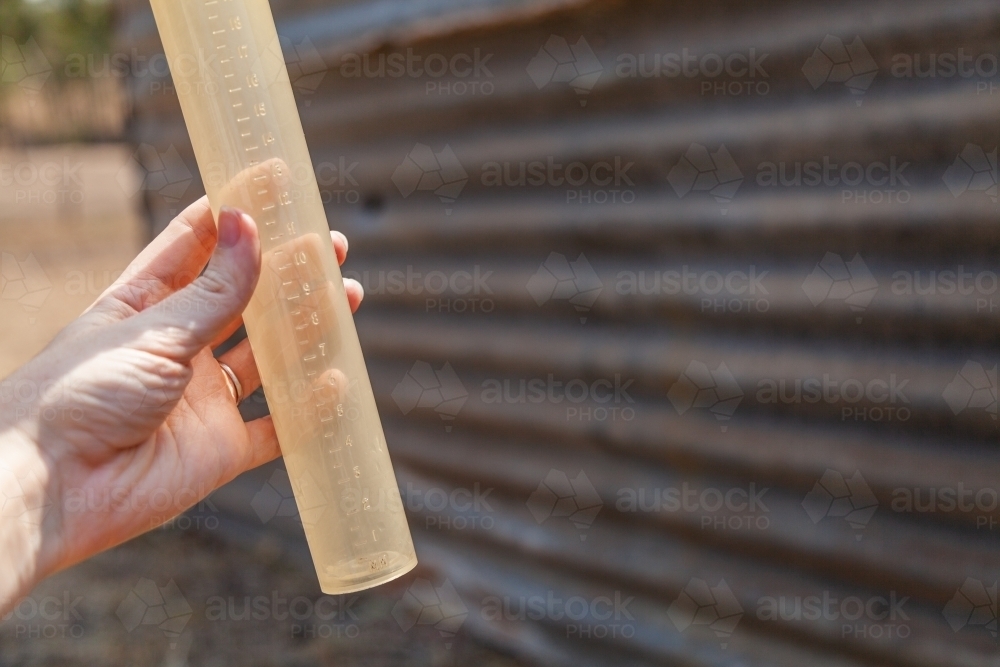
top-left (0, 143), bottom-right (144, 377)
top-left (0, 145), bottom-right (523, 667)
top-left (0, 527), bottom-right (522, 667)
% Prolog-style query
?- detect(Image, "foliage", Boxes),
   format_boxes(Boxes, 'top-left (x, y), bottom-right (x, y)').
top-left (1, 0), bottom-right (112, 87)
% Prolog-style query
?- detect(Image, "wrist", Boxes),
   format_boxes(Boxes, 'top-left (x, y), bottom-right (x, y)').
top-left (0, 418), bottom-right (63, 612)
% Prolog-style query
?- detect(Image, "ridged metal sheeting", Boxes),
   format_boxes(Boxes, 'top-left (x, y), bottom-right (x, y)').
top-left (115, 0), bottom-right (1000, 665)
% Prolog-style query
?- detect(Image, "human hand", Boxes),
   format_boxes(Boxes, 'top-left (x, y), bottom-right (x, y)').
top-left (0, 197), bottom-right (362, 608)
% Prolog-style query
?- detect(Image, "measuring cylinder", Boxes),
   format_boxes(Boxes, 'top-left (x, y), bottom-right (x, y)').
top-left (149, 0), bottom-right (417, 594)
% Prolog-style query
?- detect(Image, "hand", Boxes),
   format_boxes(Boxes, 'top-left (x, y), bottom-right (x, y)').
top-left (0, 197), bottom-right (363, 609)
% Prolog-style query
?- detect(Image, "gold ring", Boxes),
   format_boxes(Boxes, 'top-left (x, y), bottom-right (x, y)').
top-left (219, 361), bottom-right (244, 404)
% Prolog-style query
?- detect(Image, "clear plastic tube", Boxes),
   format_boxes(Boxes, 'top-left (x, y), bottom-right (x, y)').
top-left (149, 0), bottom-right (416, 594)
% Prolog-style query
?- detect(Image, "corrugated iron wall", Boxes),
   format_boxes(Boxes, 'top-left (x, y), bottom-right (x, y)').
top-left (115, 0), bottom-right (1000, 665)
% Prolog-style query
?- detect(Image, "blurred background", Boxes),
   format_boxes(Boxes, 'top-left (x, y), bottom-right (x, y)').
top-left (2, 0), bottom-right (1000, 665)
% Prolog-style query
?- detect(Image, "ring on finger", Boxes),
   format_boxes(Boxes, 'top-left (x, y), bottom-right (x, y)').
top-left (219, 361), bottom-right (244, 404)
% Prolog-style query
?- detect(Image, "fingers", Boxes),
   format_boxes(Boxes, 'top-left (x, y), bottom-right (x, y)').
top-left (92, 196), bottom-right (217, 317)
top-left (217, 339), bottom-right (349, 410)
top-left (331, 230), bottom-right (348, 265)
top-left (345, 278), bottom-right (364, 313)
top-left (216, 338), bottom-right (261, 401)
top-left (245, 416), bottom-right (282, 468)
top-left (127, 207), bottom-right (261, 363)
top-left (209, 230), bottom-right (355, 348)
top-left (208, 314), bottom-right (248, 351)
top-left (332, 230), bottom-right (361, 311)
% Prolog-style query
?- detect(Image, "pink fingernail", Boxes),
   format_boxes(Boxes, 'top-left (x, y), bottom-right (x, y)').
top-left (218, 206), bottom-right (243, 248)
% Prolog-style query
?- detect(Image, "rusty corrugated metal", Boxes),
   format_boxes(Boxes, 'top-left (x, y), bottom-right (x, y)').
top-left (115, 0), bottom-right (1000, 665)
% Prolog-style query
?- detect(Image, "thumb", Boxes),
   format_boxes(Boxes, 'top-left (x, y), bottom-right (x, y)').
top-left (129, 206), bottom-right (261, 362)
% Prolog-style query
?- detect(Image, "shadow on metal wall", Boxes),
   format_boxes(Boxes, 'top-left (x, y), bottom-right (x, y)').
top-left (116, 0), bottom-right (1000, 664)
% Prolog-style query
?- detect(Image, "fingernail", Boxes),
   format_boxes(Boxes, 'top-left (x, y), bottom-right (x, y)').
top-left (333, 230), bottom-right (348, 254)
top-left (346, 278), bottom-right (364, 300)
top-left (218, 206), bottom-right (243, 248)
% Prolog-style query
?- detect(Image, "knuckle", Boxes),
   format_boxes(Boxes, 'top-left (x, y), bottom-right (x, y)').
top-left (183, 267), bottom-right (236, 315)
top-left (173, 202), bottom-right (217, 255)
top-left (196, 266), bottom-right (232, 297)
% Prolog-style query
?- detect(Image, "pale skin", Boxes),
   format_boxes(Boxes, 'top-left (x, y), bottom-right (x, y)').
top-left (0, 197), bottom-right (363, 612)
